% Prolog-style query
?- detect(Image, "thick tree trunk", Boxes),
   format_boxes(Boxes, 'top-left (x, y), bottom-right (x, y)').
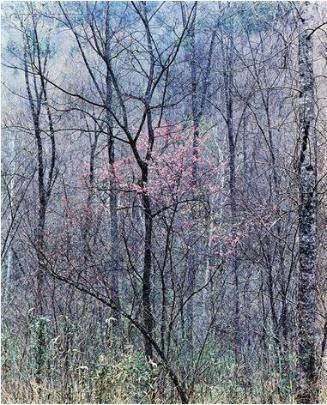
top-left (142, 181), bottom-right (154, 360)
top-left (296, 3), bottom-right (318, 403)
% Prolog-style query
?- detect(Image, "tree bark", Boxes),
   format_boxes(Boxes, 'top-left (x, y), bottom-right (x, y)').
top-left (222, 31), bottom-right (241, 365)
top-left (141, 165), bottom-right (155, 360)
top-left (296, 3), bottom-right (318, 403)
top-left (105, 3), bottom-right (122, 346)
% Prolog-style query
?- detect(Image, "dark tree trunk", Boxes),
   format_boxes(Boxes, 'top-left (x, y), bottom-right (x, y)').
top-left (141, 173), bottom-right (154, 360)
top-left (296, 3), bottom-right (318, 403)
top-left (24, 49), bottom-right (48, 386)
top-left (23, 16), bottom-right (57, 385)
top-left (105, 3), bottom-right (122, 344)
top-left (223, 35), bottom-right (241, 364)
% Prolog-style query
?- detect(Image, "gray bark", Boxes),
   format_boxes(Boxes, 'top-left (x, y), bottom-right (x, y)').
top-left (296, 3), bottom-right (318, 403)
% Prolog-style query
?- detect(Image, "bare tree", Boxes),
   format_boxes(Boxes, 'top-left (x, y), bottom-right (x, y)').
top-left (296, 3), bottom-right (318, 403)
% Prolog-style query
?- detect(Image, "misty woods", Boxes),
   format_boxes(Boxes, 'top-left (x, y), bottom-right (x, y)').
top-left (2, 2), bottom-right (327, 404)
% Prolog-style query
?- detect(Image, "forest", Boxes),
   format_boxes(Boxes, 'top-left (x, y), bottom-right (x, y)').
top-left (1, 1), bottom-right (327, 403)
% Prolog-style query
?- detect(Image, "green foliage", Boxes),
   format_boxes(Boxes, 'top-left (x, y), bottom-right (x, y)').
top-left (92, 349), bottom-right (154, 403)
top-left (1, 326), bottom-right (19, 381)
top-left (31, 316), bottom-right (49, 384)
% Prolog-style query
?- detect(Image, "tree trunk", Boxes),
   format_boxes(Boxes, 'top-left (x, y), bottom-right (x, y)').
top-left (105, 3), bottom-right (122, 345)
top-left (142, 179), bottom-right (154, 360)
top-left (223, 38), bottom-right (241, 365)
top-left (296, 3), bottom-right (318, 403)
